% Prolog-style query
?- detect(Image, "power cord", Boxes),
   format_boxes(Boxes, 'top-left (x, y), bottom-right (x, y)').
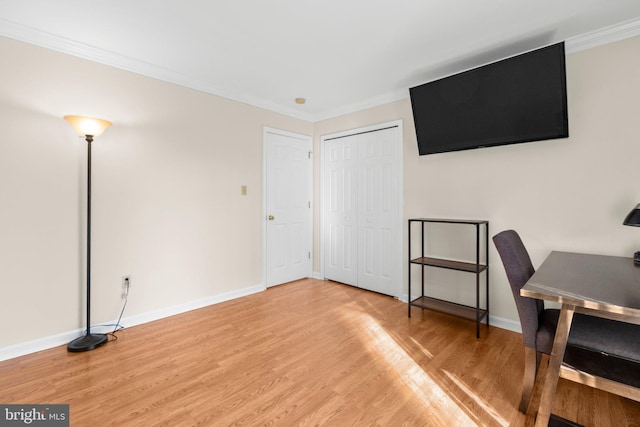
top-left (108, 281), bottom-right (130, 341)
top-left (89, 280), bottom-right (130, 342)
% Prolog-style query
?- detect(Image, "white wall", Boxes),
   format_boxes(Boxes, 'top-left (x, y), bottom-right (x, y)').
top-left (0, 36), bottom-right (312, 351)
top-left (315, 35), bottom-right (640, 324)
top-left (1, 32), bottom-right (639, 355)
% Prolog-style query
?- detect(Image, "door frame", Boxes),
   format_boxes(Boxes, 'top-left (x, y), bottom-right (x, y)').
top-left (262, 126), bottom-right (313, 288)
top-left (319, 120), bottom-right (403, 298)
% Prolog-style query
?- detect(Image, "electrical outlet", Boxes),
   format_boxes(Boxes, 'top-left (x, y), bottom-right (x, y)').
top-left (122, 276), bottom-right (131, 291)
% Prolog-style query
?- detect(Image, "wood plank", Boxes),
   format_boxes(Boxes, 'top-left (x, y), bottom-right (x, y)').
top-left (410, 296), bottom-right (488, 322)
top-left (410, 257), bottom-right (487, 273)
top-left (0, 279), bottom-right (637, 426)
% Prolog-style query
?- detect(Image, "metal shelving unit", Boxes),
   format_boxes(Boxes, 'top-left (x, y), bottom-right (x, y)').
top-left (408, 218), bottom-right (489, 338)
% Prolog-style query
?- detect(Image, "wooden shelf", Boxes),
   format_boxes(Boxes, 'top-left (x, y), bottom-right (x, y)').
top-left (410, 296), bottom-right (488, 322)
top-left (410, 257), bottom-right (487, 273)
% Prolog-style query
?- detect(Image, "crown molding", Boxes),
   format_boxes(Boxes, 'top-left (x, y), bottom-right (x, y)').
top-left (1, 16), bottom-right (639, 123)
top-left (0, 18), bottom-right (315, 122)
top-left (565, 16), bottom-right (640, 54)
top-left (313, 17), bottom-right (640, 121)
top-left (310, 89), bottom-right (409, 122)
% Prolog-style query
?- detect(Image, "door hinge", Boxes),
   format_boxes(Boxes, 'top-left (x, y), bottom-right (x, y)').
top-left (308, 201), bottom-right (311, 208)
top-left (308, 151), bottom-right (312, 159)
top-left (308, 252), bottom-right (311, 259)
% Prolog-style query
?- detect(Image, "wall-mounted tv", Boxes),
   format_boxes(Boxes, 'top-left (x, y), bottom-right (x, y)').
top-left (410, 42), bottom-right (569, 155)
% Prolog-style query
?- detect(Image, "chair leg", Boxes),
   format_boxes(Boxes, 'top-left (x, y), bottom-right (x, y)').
top-left (519, 347), bottom-right (538, 413)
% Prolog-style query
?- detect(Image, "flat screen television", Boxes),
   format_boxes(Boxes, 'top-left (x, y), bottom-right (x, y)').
top-left (410, 42), bottom-right (569, 155)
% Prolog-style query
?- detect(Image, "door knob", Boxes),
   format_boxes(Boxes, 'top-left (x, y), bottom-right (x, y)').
top-left (268, 215), bottom-right (275, 221)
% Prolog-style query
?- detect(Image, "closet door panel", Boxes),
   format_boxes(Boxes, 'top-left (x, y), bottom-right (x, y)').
top-left (357, 128), bottom-right (399, 295)
top-left (323, 138), bottom-right (358, 286)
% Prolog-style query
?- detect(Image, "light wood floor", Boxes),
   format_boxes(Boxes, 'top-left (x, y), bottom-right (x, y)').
top-left (1, 279), bottom-right (638, 426)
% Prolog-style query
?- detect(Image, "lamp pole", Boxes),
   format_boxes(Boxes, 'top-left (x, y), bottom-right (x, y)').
top-left (64, 116), bottom-right (112, 352)
top-left (85, 134), bottom-right (93, 338)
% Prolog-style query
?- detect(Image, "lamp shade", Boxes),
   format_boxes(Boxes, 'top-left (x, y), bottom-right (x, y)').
top-left (623, 203), bottom-right (640, 226)
top-left (64, 115), bottom-right (112, 137)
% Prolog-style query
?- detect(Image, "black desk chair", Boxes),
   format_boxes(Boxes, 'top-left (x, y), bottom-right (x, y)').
top-left (493, 230), bottom-right (640, 413)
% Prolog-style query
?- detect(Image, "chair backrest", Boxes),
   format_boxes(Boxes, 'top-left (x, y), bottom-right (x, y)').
top-left (493, 230), bottom-right (544, 349)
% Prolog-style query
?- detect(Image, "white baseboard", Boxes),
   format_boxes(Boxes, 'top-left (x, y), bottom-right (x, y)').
top-left (0, 283), bottom-right (266, 362)
top-left (489, 315), bottom-right (521, 333)
top-left (400, 293), bottom-right (522, 334)
top-left (115, 283), bottom-right (265, 331)
top-left (0, 329), bottom-right (87, 363)
top-left (311, 271), bottom-right (323, 280)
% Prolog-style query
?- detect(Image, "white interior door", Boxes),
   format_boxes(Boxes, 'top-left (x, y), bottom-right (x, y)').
top-left (264, 128), bottom-right (312, 287)
top-left (321, 123), bottom-right (402, 297)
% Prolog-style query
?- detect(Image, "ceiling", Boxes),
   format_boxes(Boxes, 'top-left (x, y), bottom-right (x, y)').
top-left (1, 0), bottom-right (640, 121)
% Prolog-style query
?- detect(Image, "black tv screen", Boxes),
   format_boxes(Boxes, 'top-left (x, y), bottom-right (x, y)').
top-left (410, 42), bottom-right (569, 155)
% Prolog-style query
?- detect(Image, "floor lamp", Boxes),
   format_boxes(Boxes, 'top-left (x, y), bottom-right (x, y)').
top-left (64, 115), bottom-right (112, 352)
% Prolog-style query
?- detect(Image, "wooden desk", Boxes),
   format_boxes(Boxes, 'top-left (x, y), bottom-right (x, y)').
top-left (521, 251), bottom-right (640, 426)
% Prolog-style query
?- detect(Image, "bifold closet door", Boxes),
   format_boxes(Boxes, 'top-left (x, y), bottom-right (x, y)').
top-left (357, 127), bottom-right (399, 295)
top-left (323, 136), bottom-right (358, 287)
top-left (322, 126), bottom-right (400, 297)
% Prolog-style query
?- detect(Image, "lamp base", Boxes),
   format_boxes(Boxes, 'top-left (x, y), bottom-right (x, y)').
top-left (67, 333), bottom-right (108, 352)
